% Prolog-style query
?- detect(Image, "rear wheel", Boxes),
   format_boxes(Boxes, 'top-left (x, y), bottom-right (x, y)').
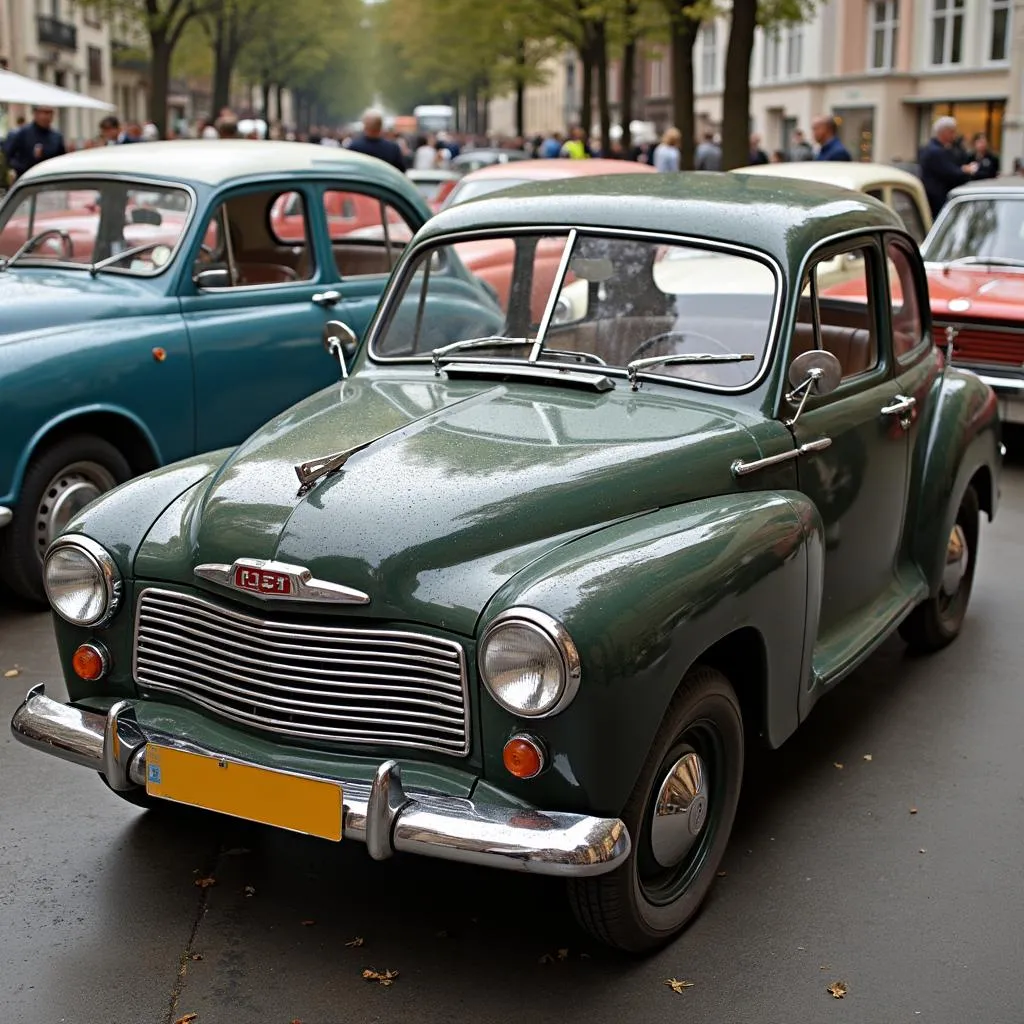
top-left (567, 666), bottom-right (744, 953)
top-left (899, 485), bottom-right (979, 653)
top-left (0, 435), bottom-right (131, 605)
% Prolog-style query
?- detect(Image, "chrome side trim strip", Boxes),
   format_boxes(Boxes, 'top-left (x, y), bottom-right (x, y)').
top-left (0, 506), bottom-right (12, 529)
top-left (11, 688), bottom-right (631, 878)
top-left (731, 437), bottom-right (832, 477)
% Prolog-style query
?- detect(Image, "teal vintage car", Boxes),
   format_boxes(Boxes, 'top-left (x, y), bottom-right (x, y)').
top-left (0, 140), bottom-right (436, 603)
top-left (12, 174), bottom-right (1001, 952)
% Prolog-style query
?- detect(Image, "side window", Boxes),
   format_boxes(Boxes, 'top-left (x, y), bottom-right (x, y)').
top-left (794, 246), bottom-right (879, 381)
top-left (891, 189), bottom-right (928, 244)
top-left (324, 190), bottom-right (414, 278)
top-left (886, 239), bottom-right (925, 360)
top-left (196, 188), bottom-right (314, 288)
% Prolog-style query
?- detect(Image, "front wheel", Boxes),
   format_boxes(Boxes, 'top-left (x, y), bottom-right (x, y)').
top-left (899, 485), bottom-right (979, 653)
top-left (567, 666), bottom-right (744, 953)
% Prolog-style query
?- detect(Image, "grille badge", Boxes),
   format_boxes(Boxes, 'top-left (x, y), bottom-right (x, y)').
top-left (194, 558), bottom-right (370, 604)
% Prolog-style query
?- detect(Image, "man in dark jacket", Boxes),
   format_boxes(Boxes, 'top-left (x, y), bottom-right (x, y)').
top-left (346, 109), bottom-right (405, 174)
top-left (969, 132), bottom-right (1000, 180)
top-left (919, 117), bottom-right (978, 217)
top-left (811, 115), bottom-right (852, 161)
top-left (5, 107), bottom-right (65, 177)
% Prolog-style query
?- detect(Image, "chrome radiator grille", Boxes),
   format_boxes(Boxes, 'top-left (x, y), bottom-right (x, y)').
top-left (133, 588), bottom-right (469, 755)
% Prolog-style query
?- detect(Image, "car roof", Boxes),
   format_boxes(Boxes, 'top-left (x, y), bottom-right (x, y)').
top-left (18, 140), bottom-right (410, 189)
top-left (733, 160), bottom-right (925, 193)
top-left (457, 158), bottom-right (656, 182)
top-left (420, 171), bottom-right (903, 272)
top-left (948, 176), bottom-right (1024, 197)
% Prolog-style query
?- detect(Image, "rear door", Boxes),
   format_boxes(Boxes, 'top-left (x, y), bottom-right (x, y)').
top-left (179, 183), bottom-right (338, 452)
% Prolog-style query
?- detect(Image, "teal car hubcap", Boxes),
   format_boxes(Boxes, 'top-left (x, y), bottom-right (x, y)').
top-left (34, 461), bottom-right (117, 560)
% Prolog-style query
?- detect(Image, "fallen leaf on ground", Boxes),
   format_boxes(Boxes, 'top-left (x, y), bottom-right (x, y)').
top-left (665, 978), bottom-right (695, 993)
top-left (557, 948), bottom-right (569, 961)
top-left (819, 965), bottom-right (831, 971)
top-left (190, 953), bottom-right (203, 961)
top-left (173, 1014), bottom-right (198, 1024)
top-left (919, 848), bottom-right (927, 854)
top-left (833, 762), bottom-right (843, 769)
top-left (827, 981), bottom-right (848, 998)
top-left (193, 877), bottom-right (216, 889)
top-left (243, 885), bottom-right (256, 897)
top-left (910, 807), bottom-right (918, 814)
top-left (345, 937), bottom-right (365, 948)
top-left (301, 919), bottom-right (315, 926)
top-left (863, 754), bottom-right (873, 762)
top-left (4, 668), bottom-right (20, 678)
top-left (362, 968), bottom-right (398, 986)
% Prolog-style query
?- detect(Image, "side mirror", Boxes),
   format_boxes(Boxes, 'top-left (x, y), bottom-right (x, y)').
top-left (785, 348), bottom-right (842, 426)
top-left (324, 320), bottom-right (358, 379)
top-left (194, 266), bottom-right (231, 289)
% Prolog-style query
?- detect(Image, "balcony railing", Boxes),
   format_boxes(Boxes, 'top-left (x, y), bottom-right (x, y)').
top-left (111, 41), bottom-right (149, 72)
top-left (37, 14), bottom-right (77, 50)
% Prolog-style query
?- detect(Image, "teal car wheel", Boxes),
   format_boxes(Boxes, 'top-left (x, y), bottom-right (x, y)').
top-left (0, 435), bottom-right (131, 605)
top-left (567, 666), bottom-right (744, 953)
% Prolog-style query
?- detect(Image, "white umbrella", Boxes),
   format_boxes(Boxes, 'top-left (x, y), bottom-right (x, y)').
top-left (0, 68), bottom-right (115, 110)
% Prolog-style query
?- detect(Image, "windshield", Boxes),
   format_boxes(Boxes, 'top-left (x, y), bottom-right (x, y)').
top-left (924, 196), bottom-right (1024, 265)
top-left (442, 177), bottom-right (530, 208)
top-left (0, 178), bottom-right (193, 273)
top-left (371, 230), bottom-right (778, 391)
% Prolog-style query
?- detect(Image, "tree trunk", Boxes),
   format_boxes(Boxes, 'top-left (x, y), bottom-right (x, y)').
top-left (261, 79), bottom-right (271, 122)
top-left (579, 43), bottom-right (593, 136)
top-left (148, 33), bottom-right (172, 138)
top-left (274, 82), bottom-right (284, 126)
top-left (515, 39), bottom-right (526, 138)
top-left (721, 0), bottom-right (758, 170)
top-left (669, 14), bottom-right (698, 170)
top-left (620, 34), bottom-right (637, 154)
top-left (594, 20), bottom-right (611, 156)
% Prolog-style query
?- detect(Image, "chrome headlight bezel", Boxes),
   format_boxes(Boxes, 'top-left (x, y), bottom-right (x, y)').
top-left (43, 535), bottom-right (122, 627)
top-left (478, 607), bottom-right (581, 718)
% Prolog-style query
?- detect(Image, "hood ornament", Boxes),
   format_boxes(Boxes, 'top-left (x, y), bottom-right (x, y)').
top-left (294, 440), bottom-right (374, 494)
top-left (194, 558), bottom-right (370, 604)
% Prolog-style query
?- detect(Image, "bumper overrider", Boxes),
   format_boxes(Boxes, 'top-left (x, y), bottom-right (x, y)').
top-left (10, 685), bottom-right (630, 877)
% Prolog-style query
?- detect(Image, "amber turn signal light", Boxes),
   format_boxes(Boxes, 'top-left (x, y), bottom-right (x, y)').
top-left (503, 734), bottom-right (545, 779)
top-left (72, 642), bottom-right (109, 681)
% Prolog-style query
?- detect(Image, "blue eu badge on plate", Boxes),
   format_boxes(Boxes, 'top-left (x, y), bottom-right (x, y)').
top-left (148, 763), bottom-right (162, 785)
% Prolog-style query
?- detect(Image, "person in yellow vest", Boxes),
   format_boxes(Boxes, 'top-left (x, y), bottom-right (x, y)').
top-left (560, 126), bottom-right (590, 159)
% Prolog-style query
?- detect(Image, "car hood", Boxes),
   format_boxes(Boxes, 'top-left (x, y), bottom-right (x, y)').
top-left (926, 267), bottom-right (1024, 320)
top-left (135, 371), bottom-right (759, 634)
top-left (0, 269), bottom-right (156, 337)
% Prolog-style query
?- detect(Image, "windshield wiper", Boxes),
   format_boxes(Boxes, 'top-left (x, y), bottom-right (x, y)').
top-left (626, 352), bottom-right (755, 391)
top-left (941, 255), bottom-right (1024, 270)
top-left (89, 242), bottom-right (162, 276)
top-left (431, 336), bottom-right (533, 375)
top-left (0, 229), bottom-right (72, 271)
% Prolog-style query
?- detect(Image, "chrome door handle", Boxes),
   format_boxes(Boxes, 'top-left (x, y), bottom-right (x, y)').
top-left (881, 394), bottom-right (916, 416)
top-left (312, 290), bottom-right (341, 307)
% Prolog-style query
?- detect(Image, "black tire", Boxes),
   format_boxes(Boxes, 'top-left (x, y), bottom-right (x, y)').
top-left (899, 485), bottom-right (979, 653)
top-left (0, 435), bottom-right (131, 605)
top-left (567, 666), bottom-right (744, 953)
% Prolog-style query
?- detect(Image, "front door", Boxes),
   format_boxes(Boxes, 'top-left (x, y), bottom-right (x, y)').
top-left (787, 240), bottom-right (909, 635)
top-left (180, 184), bottom-right (338, 453)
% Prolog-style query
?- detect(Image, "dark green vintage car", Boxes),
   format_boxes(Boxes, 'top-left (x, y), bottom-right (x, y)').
top-left (12, 175), bottom-right (1001, 952)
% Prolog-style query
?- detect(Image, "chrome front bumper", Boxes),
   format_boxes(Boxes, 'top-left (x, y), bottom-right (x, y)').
top-left (10, 685), bottom-right (630, 878)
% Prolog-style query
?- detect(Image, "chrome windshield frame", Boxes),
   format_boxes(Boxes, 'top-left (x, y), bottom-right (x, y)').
top-left (0, 172), bottom-right (198, 278)
top-left (367, 223), bottom-right (784, 397)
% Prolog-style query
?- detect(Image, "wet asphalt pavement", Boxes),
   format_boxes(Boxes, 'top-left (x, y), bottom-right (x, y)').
top-left (2, 459), bottom-right (1023, 1024)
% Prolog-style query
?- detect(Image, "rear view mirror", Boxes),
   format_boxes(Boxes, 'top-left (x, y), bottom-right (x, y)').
top-left (324, 320), bottom-right (358, 380)
top-left (569, 257), bottom-right (615, 283)
top-left (193, 267), bottom-right (231, 289)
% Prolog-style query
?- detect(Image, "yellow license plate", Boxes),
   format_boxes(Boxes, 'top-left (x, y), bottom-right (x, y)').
top-left (145, 743), bottom-right (343, 841)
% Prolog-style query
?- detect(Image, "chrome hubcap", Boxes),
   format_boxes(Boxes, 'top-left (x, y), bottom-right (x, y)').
top-left (650, 751), bottom-right (709, 868)
top-left (34, 461), bottom-right (116, 559)
top-left (941, 523), bottom-right (969, 597)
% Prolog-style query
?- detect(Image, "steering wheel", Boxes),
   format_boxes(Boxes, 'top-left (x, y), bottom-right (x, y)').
top-left (28, 228), bottom-right (74, 259)
top-left (627, 329), bottom-right (732, 364)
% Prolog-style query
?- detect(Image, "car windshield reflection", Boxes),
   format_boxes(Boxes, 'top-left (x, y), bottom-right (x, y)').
top-left (924, 196), bottom-right (1024, 267)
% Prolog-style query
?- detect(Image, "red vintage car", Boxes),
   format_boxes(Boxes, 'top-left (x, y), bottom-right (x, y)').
top-left (921, 180), bottom-right (1024, 426)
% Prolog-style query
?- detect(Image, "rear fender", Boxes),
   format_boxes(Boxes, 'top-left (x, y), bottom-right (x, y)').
top-left (477, 491), bottom-right (823, 818)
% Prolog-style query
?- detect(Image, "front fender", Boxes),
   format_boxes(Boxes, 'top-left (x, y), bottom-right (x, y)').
top-left (908, 368), bottom-right (1000, 594)
top-left (476, 491), bottom-right (821, 818)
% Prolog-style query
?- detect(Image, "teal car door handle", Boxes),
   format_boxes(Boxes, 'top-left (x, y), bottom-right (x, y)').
top-left (312, 290), bottom-right (342, 308)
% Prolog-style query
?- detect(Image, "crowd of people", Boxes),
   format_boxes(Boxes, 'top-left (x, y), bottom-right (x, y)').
top-left (0, 102), bottom-right (1012, 218)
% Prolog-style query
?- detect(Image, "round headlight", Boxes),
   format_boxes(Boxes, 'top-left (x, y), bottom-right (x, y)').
top-left (479, 609), bottom-right (580, 717)
top-left (43, 537), bottom-right (121, 626)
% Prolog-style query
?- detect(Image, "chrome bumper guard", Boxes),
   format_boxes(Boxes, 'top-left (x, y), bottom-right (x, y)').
top-left (10, 685), bottom-right (630, 878)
